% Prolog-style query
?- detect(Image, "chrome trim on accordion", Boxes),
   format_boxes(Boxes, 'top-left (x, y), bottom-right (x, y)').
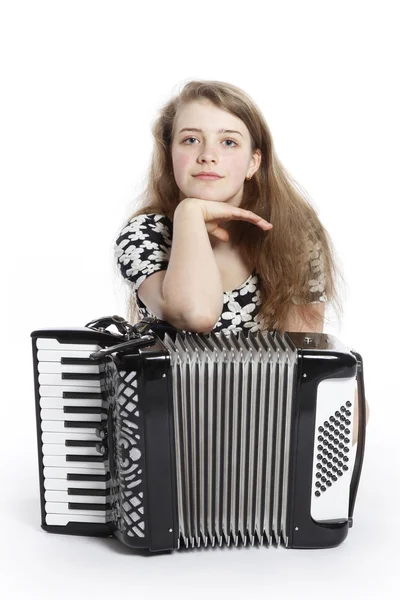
top-left (31, 316), bottom-right (367, 552)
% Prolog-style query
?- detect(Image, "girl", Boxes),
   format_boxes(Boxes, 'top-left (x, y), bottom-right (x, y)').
top-left (114, 79), bottom-right (342, 335)
top-left (113, 79), bottom-right (369, 441)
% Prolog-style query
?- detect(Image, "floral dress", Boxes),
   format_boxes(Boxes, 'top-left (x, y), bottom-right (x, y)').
top-left (114, 213), bottom-right (327, 334)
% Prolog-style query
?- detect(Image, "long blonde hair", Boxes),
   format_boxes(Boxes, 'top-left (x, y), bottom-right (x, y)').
top-left (114, 79), bottom-right (345, 332)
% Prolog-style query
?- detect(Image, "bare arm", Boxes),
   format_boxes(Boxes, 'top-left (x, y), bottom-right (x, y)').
top-left (162, 200), bottom-right (224, 332)
top-left (352, 387), bottom-right (370, 446)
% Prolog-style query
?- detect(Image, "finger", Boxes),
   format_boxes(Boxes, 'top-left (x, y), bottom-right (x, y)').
top-left (259, 221), bottom-right (273, 229)
top-left (232, 207), bottom-right (271, 226)
top-left (253, 214), bottom-right (273, 228)
top-left (248, 215), bottom-right (272, 229)
top-left (211, 227), bottom-right (230, 242)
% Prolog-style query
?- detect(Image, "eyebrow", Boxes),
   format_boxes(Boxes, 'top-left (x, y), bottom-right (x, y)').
top-left (178, 127), bottom-right (243, 138)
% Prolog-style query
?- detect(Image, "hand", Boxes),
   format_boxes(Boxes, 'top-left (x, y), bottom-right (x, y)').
top-left (177, 197), bottom-right (273, 242)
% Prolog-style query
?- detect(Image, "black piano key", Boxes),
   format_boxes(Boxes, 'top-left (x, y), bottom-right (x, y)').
top-left (66, 454), bottom-right (105, 463)
top-left (64, 420), bottom-right (105, 428)
top-left (68, 488), bottom-right (109, 496)
top-left (63, 406), bottom-right (105, 414)
top-left (65, 440), bottom-right (98, 447)
top-left (68, 502), bottom-right (111, 511)
top-left (62, 372), bottom-right (104, 381)
top-left (61, 357), bottom-right (102, 365)
top-left (63, 391), bottom-right (103, 399)
top-left (67, 473), bottom-right (110, 482)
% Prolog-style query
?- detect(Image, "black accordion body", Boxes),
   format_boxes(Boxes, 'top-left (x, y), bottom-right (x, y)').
top-left (31, 315), bottom-right (367, 552)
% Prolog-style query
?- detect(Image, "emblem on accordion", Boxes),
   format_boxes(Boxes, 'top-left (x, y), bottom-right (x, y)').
top-left (31, 315), bottom-right (367, 552)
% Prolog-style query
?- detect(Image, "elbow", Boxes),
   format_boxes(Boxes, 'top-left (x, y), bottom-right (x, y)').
top-left (182, 310), bottom-right (218, 334)
top-left (163, 296), bottom-right (220, 334)
top-left (200, 320), bottom-right (217, 334)
top-left (177, 301), bottom-right (221, 334)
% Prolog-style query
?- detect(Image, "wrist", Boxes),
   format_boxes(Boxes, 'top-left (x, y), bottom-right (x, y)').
top-left (174, 197), bottom-right (202, 220)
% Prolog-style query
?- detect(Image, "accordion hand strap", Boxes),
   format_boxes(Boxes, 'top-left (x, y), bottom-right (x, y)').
top-left (348, 350), bottom-right (367, 526)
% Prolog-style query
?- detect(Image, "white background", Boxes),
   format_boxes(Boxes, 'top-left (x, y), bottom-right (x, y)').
top-left (1, 0), bottom-right (399, 597)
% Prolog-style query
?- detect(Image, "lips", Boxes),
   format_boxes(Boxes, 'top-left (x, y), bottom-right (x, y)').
top-left (193, 174), bottom-right (223, 180)
top-left (193, 172), bottom-right (222, 178)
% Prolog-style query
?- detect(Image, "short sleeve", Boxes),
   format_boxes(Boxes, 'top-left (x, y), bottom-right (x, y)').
top-left (291, 239), bottom-right (328, 305)
top-left (114, 213), bottom-right (172, 298)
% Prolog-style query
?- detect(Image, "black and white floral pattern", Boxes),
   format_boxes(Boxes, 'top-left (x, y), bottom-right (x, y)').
top-left (291, 239), bottom-right (328, 306)
top-left (114, 213), bottom-right (326, 334)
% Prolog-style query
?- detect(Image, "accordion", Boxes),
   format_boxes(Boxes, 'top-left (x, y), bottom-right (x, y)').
top-left (31, 315), bottom-right (367, 552)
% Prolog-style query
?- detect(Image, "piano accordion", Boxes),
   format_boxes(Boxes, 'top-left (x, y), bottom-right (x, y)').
top-left (31, 315), bottom-right (366, 552)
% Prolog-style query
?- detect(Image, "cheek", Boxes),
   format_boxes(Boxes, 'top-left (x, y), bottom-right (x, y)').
top-left (229, 155), bottom-right (248, 179)
top-left (173, 151), bottom-right (190, 173)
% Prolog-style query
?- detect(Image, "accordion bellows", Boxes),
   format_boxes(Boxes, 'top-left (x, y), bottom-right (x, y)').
top-left (31, 316), bottom-right (366, 553)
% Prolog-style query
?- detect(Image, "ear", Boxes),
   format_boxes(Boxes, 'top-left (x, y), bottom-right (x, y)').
top-left (250, 149), bottom-right (262, 176)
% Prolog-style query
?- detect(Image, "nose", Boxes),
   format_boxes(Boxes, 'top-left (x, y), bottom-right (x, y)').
top-left (197, 148), bottom-right (218, 163)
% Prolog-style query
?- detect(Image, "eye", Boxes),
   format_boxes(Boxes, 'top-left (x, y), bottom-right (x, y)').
top-left (182, 137), bottom-right (198, 145)
top-left (182, 137), bottom-right (237, 147)
top-left (224, 139), bottom-right (237, 147)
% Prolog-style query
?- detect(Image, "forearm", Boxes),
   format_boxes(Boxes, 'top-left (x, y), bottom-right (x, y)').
top-left (162, 200), bottom-right (223, 330)
top-left (352, 387), bottom-right (370, 446)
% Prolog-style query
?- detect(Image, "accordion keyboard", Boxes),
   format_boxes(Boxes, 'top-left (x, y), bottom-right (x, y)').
top-left (35, 337), bottom-right (111, 527)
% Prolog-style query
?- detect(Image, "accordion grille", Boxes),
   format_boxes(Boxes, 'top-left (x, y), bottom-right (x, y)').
top-left (162, 329), bottom-right (297, 549)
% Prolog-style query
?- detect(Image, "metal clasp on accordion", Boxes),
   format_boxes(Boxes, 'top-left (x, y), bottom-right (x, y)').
top-left (85, 315), bottom-right (178, 360)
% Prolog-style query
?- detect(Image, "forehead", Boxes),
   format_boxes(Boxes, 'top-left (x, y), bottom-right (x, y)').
top-left (175, 100), bottom-right (247, 134)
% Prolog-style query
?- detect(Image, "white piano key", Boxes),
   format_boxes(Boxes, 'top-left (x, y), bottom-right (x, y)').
top-left (36, 338), bottom-right (102, 351)
top-left (45, 514), bottom-right (110, 525)
top-left (40, 409), bottom-right (104, 422)
top-left (40, 397), bottom-right (105, 409)
top-left (45, 502), bottom-right (111, 516)
top-left (39, 373), bottom-right (102, 387)
top-left (42, 444), bottom-right (103, 457)
top-left (41, 420), bottom-right (100, 434)
top-left (44, 478), bottom-right (109, 491)
top-left (38, 349), bottom-right (102, 362)
top-left (43, 455), bottom-right (106, 469)
top-left (38, 362), bottom-right (103, 375)
top-left (44, 466), bottom-right (109, 479)
top-left (39, 385), bottom-right (103, 398)
top-left (42, 432), bottom-right (102, 444)
top-left (45, 491), bottom-right (109, 503)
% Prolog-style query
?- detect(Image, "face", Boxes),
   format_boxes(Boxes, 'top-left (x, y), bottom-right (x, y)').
top-left (170, 99), bottom-right (261, 208)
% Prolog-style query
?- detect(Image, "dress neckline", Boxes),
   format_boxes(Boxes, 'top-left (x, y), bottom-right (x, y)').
top-left (223, 269), bottom-right (256, 295)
